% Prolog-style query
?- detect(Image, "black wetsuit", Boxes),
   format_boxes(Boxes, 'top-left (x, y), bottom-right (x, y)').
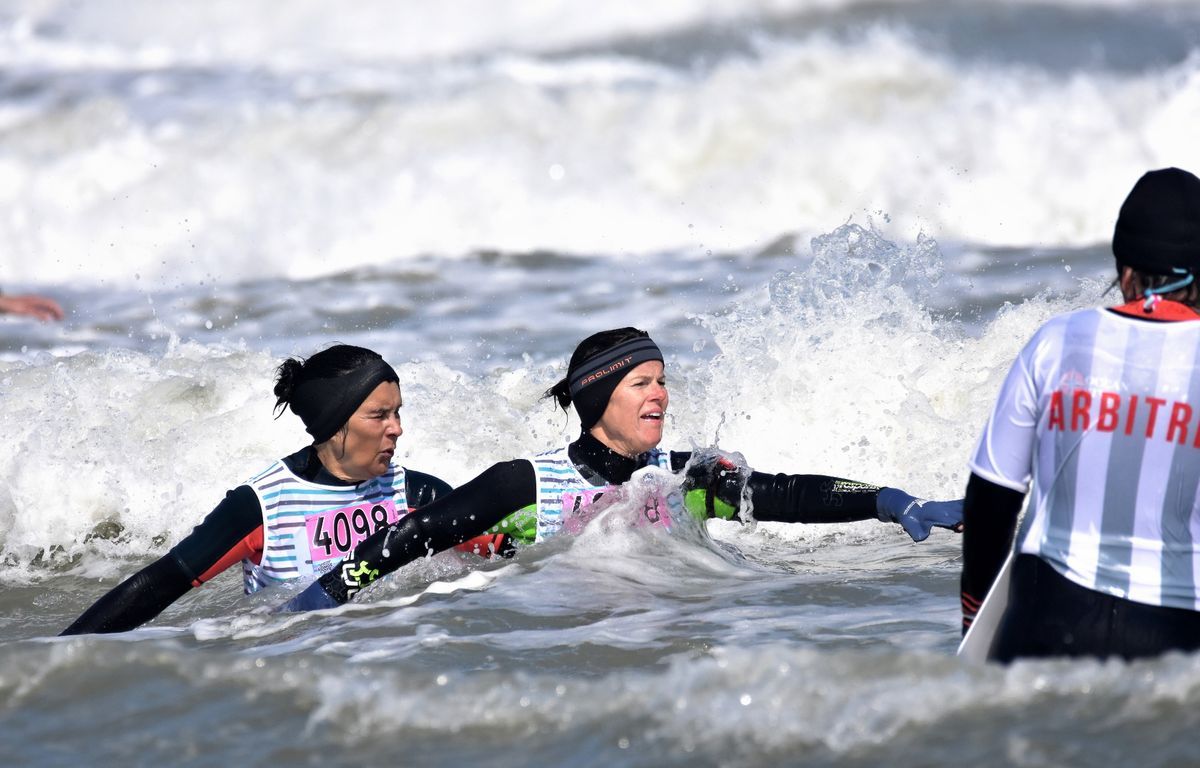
top-left (959, 473), bottom-right (1025, 638)
top-left (61, 447), bottom-right (450, 635)
top-left (313, 432), bottom-right (884, 604)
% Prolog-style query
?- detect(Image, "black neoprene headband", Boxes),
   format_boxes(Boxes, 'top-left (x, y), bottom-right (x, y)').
top-left (289, 357), bottom-right (398, 444)
top-left (568, 337), bottom-right (663, 397)
top-left (568, 336), bottom-right (663, 431)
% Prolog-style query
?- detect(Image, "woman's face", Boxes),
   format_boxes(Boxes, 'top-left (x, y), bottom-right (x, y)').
top-left (319, 381), bottom-right (403, 481)
top-left (589, 360), bottom-right (668, 457)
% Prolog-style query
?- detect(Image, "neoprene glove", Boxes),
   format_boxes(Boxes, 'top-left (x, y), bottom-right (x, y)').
top-left (277, 580), bottom-right (342, 613)
top-left (876, 487), bottom-right (963, 542)
top-left (682, 451), bottom-right (751, 521)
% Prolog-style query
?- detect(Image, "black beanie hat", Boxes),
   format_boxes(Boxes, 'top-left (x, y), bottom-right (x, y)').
top-left (1112, 167), bottom-right (1200, 275)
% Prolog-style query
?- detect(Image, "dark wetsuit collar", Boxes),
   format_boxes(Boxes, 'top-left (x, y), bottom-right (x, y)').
top-left (282, 446), bottom-right (361, 486)
top-left (568, 432), bottom-right (657, 485)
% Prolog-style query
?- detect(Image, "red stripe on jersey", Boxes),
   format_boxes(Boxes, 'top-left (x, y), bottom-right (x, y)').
top-left (192, 526), bottom-right (265, 586)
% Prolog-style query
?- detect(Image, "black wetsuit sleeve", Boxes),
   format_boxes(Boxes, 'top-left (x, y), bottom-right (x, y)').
top-left (404, 469), bottom-right (454, 508)
top-left (170, 485), bottom-right (265, 580)
top-left (316, 459), bottom-right (537, 603)
top-left (60, 486), bottom-right (264, 635)
top-left (674, 451), bottom-right (879, 523)
top-left (60, 554), bottom-right (193, 635)
top-left (960, 472), bottom-right (1025, 634)
top-left (746, 472), bottom-right (881, 524)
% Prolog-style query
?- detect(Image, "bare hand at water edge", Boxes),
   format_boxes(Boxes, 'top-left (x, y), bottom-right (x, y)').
top-left (0, 292), bottom-right (64, 321)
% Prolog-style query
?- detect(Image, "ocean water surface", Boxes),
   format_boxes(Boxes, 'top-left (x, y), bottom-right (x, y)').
top-left (2, 1), bottom-right (1199, 765)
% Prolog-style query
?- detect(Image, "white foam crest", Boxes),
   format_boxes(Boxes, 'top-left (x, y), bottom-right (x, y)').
top-left (635, 646), bottom-right (1200, 757)
top-left (558, 471), bottom-right (756, 576)
top-left (668, 32), bottom-right (1200, 252)
top-left (10, 637), bottom-right (1200, 763)
top-left (0, 344), bottom-right (563, 577)
top-left (680, 222), bottom-right (1101, 499)
top-left (0, 344), bottom-right (290, 575)
top-left (0, 222), bottom-right (1108, 580)
top-left (0, 28), bottom-right (1195, 286)
top-left (196, 642), bottom-right (1200, 752)
top-left (0, 0), bottom-right (1043, 69)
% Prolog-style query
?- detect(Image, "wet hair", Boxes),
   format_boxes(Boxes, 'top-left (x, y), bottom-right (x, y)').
top-left (273, 344), bottom-right (399, 443)
top-left (1114, 262), bottom-right (1200, 311)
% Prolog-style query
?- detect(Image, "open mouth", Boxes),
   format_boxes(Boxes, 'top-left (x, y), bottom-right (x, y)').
top-left (640, 411), bottom-right (664, 422)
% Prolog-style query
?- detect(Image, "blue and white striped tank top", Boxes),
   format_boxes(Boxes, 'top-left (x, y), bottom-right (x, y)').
top-left (530, 445), bottom-right (670, 542)
top-left (241, 460), bottom-right (409, 594)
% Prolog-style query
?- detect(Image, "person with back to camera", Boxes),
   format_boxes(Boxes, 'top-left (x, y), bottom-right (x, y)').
top-left (961, 167), bottom-right (1200, 662)
top-left (280, 327), bottom-right (964, 612)
top-left (62, 344), bottom-right (457, 634)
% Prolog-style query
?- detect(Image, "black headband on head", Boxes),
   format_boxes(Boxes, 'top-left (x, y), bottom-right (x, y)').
top-left (568, 336), bottom-right (663, 431)
top-left (288, 357), bottom-right (398, 444)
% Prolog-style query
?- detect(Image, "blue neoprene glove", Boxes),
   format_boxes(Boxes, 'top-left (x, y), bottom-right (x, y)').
top-left (876, 487), bottom-right (964, 542)
top-left (277, 580), bottom-right (342, 613)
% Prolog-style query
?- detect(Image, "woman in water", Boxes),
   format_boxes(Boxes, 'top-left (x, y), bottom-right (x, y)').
top-left (62, 344), bottom-right (453, 634)
top-left (283, 328), bottom-right (963, 611)
top-left (961, 167), bottom-right (1200, 662)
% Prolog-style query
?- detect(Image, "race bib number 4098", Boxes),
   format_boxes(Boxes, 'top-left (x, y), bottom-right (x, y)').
top-left (305, 499), bottom-right (400, 562)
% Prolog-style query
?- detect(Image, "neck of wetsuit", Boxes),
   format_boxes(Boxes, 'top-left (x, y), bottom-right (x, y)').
top-left (285, 445), bottom-right (362, 486)
top-left (569, 432), bottom-right (650, 485)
